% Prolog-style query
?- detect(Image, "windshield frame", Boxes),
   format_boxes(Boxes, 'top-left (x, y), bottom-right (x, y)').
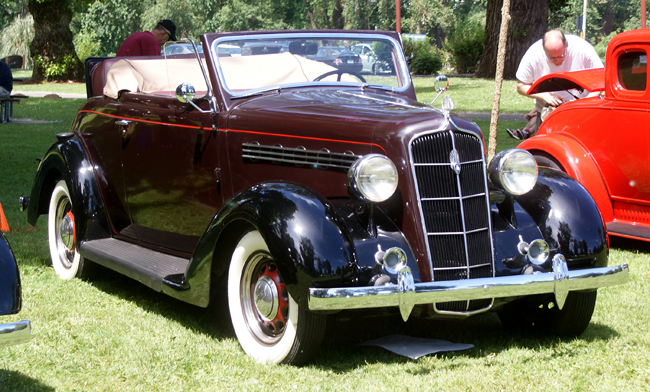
top-left (209, 32), bottom-right (412, 99)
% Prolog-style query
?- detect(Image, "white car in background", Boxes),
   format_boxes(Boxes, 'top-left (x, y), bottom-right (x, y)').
top-left (351, 43), bottom-right (378, 74)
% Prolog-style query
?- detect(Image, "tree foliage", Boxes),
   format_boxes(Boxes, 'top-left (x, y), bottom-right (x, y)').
top-left (3, 0), bottom-right (650, 82)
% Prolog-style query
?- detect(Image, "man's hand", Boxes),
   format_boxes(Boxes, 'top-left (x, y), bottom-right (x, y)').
top-left (542, 94), bottom-right (565, 107)
top-left (517, 81), bottom-right (565, 107)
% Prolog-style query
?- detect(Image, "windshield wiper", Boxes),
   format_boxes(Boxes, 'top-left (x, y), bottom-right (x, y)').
top-left (230, 86), bottom-right (281, 100)
top-left (361, 84), bottom-right (395, 93)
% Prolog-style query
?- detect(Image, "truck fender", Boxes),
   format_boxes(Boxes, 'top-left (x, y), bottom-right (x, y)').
top-left (513, 168), bottom-right (608, 269)
top-left (181, 182), bottom-right (359, 309)
top-left (26, 135), bottom-right (111, 243)
top-left (519, 134), bottom-right (613, 222)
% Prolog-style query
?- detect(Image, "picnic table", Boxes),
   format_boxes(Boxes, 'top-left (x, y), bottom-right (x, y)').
top-left (1, 95), bottom-right (24, 123)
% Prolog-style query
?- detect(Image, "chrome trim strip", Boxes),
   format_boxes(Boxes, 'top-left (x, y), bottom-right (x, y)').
top-left (450, 131), bottom-right (472, 281)
top-left (428, 262), bottom-right (492, 271)
top-left (427, 227), bottom-right (488, 236)
top-left (420, 193), bottom-right (487, 202)
top-left (433, 299), bottom-right (494, 316)
top-left (413, 158), bottom-right (484, 166)
top-left (308, 261), bottom-right (629, 321)
top-left (0, 320), bottom-right (31, 347)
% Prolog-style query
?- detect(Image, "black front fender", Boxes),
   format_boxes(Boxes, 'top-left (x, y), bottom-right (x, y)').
top-left (26, 135), bottom-right (110, 243)
top-left (514, 168), bottom-right (608, 268)
top-left (179, 183), bottom-right (358, 308)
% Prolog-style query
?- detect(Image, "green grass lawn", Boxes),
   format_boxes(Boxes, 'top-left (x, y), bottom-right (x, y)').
top-left (0, 93), bottom-right (644, 391)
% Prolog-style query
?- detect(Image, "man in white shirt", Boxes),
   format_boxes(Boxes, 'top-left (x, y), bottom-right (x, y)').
top-left (508, 30), bottom-right (603, 139)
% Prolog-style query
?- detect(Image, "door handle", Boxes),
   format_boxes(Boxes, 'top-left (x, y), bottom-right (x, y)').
top-left (115, 119), bottom-right (131, 126)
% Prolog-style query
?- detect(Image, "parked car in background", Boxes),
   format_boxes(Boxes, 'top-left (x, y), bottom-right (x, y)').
top-left (351, 43), bottom-right (378, 74)
top-left (162, 43), bottom-right (204, 55)
top-left (217, 44), bottom-right (241, 56)
top-left (0, 203), bottom-right (31, 347)
top-left (519, 28), bottom-right (650, 242)
top-left (23, 31), bottom-right (628, 365)
top-left (306, 46), bottom-right (363, 74)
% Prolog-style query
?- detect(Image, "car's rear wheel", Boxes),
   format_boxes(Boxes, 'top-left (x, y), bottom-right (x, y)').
top-left (497, 291), bottom-right (597, 337)
top-left (48, 180), bottom-right (91, 280)
top-left (227, 230), bottom-right (326, 365)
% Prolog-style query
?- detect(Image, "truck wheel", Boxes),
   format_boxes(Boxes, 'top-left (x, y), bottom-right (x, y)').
top-left (48, 180), bottom-right (90, 280)
top-left (227, 230), bottom-right (326, 365)
top-left (497, 291), bottom-right (597, 337)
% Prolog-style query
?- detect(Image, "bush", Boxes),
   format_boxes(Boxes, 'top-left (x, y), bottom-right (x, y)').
top-left (403, 38), bottom-right (443, 75)
top-left (593, 31), bottom-right (617, 64)
top-left (445, 14), bottom-right (485, 74)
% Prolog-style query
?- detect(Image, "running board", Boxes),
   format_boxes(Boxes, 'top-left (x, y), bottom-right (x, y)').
top-left (79, 238), bottom-right (190, 291)
top-left (607, 221), bottom-right (650, 241)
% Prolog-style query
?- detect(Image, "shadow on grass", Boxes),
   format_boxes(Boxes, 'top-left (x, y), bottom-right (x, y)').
top-left (311, 307), bottom-right (619, 371)
top-left (610, 236), bottom-right (650, 254)
top-left (0, 370), bottom-right (55, 392)
top-left (84, 264), bottom-right (235, 341)
top-left (75, 260), bottom-right (619, 369)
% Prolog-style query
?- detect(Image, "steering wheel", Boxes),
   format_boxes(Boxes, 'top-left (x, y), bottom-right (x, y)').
top-left (313, 70), bottom-right (367, 83)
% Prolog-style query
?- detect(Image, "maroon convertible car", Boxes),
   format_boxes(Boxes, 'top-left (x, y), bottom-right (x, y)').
top-left (21, 30), bottom-right (628, 365)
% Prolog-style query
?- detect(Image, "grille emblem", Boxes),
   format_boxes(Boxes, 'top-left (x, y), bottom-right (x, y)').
top-left (449, 149), bottom-right (461, 175)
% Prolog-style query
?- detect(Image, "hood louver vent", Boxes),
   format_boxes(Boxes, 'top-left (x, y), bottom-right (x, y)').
top-left (243, 142), bottom-right (361, 170)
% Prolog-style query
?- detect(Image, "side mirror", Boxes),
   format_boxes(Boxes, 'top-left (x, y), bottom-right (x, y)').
top-left (175, 83), bottom-right (212, 113)
top-left (176, 83), bottom-right (196, 103)
top-left (430, 75), bottom-right (450, 105)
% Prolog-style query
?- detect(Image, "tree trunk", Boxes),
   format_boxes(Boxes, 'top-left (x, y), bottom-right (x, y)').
top-left (475, 0), bottom-right (548, 79)
top-left (28, 0), bottom-right (83, 82)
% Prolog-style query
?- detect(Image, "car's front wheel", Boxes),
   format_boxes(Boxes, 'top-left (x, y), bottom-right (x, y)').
top-left (497, 291), bottom-right (597, 337)
top-left (48, 180), bottom-right (91, 280)
top-left (227, 230), bottom-right (326, 365)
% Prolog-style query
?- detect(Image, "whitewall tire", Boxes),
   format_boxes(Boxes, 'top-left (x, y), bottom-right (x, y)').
top-left (227, 230), bottom-right (325, 365)
top-left (48, 180), bottom-right (85, 280)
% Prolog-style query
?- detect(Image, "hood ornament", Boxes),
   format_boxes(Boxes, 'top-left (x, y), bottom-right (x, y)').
top-left (449, 149), bottom-right (461, 175)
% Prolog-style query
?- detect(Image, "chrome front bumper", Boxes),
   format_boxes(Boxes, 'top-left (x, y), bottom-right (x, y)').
top-left (309, 254), bottom-right (629, 321)
top-left (0, 320), bottom-right (32, 347)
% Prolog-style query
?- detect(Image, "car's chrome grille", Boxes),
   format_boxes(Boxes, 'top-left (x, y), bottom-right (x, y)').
top-left (411, 130), bottom-right (494, 315)
top-left (242, 142), bottom-right (360, 170)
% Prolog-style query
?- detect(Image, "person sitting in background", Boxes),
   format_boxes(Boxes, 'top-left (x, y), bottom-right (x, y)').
top-left (0, 60), bottom-right (12, 99)
top-left (116, 20), bottom-right (177, 57)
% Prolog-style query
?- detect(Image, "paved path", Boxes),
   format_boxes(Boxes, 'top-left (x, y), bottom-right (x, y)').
top-left (12, 91), bottom-right (86, 99)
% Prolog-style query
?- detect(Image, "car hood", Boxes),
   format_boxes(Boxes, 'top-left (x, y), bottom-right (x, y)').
top-left (528, 67), bottom-right (605, 94)
top-left (226, 89), bottom-right (481, 143)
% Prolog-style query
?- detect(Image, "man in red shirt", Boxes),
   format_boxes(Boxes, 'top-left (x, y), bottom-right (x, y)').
top-left (116, 20), bottom-right (177, 57)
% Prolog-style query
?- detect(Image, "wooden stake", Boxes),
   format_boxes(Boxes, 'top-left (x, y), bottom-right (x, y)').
top-left (487, 0), bottom-right (511, 163)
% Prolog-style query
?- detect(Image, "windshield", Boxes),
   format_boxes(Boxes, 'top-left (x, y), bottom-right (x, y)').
top-left (212, 33), bottom-right (409, 97)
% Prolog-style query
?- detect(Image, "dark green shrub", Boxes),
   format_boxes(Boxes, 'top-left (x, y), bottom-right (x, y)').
top-left (403, 38), bottom-right (443, 75)
top-left (446, 15), bottom-right (484, 74)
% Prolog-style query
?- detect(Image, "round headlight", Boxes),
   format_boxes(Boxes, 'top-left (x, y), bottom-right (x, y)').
top-left (489, 149), bottom-right (538, 195)
top-left (348, 154), bottom-right (398, 203)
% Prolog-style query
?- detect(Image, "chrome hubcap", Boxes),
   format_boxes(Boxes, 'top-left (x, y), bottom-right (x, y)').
top-left (241, 252), bottom-right (289, 345)
top-left (254, 275), bottom-right (279, 321)
top-left (55, 199), bottom-right (75, 269)
top-left (59, 214), bottom-right (74, 249)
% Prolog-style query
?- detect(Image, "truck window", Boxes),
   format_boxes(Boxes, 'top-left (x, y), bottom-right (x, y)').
top-left (618, 52), bottom-right (647, 91)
